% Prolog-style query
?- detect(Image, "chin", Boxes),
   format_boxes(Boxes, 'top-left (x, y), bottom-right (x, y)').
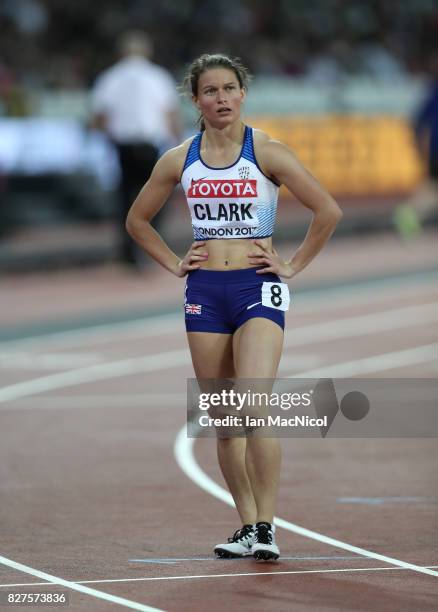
top-left (213, 114), bottom-right (237, 127)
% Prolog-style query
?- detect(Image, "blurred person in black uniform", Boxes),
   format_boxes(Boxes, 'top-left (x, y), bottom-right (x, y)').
top-left (90, 30), bottom-right (182, 266)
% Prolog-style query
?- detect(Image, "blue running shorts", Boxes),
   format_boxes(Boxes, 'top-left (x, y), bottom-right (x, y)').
top-left (184, 267), bottom-right (290, 334)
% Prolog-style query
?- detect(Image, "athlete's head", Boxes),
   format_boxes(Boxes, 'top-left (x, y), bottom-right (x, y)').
top-left (183, 54), bottom-right (251, 130)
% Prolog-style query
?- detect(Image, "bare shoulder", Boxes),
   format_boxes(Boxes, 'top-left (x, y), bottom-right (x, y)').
top-left (252, 128), bottom-right (292, 157)
top-left (153, 137), bottom-right (195, 183)
top-left (252, 127), bottom-right (307, 183)
top-left (252, 128), bottom-right (292, 181)
top-left (252, 128), bottom-right (271, 144)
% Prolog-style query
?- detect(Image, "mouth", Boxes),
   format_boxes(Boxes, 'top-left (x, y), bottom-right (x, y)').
top-left (217, 107), bottom-right (232, 114)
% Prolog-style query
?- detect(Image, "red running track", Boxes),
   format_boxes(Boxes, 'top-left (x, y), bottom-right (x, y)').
top-left (0, 231), bottom-right (437, 611)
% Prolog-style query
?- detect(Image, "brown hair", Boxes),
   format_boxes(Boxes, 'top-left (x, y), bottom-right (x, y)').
top-left (181, 53), bottom-right (251, 130)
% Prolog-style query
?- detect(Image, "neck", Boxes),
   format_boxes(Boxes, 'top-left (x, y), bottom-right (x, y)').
top-left (203, 121), bottom-right (245, 149)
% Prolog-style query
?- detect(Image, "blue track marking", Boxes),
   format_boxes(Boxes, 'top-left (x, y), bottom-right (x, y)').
top-left (337, 497), bottom-right (438, 505)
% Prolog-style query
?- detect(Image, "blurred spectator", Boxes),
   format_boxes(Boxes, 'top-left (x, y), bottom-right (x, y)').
top-left (393, 52), bottom-right (438, 239)
top-left (0, 61), bottom-right (30, 117)
top-left (304, 39), bottom-right (350, 85)
top-left (90, 30), bottom-right (182, 267)
top-left (0, 0), bottom-right (47, 35)
top-left (357, 35), bottom-right (408, 81)
top-left (1, 1), bottom-right (437, 90)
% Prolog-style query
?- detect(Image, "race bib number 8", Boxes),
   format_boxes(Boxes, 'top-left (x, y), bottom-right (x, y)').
top-left (261, 282), bottom-right (290, 311)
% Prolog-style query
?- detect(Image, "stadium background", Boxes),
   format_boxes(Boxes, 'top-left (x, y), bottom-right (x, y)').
top-left (0, 0), bottom-right (437, 270)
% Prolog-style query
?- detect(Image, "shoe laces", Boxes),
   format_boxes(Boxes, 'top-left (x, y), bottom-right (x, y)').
top-left (228, 524), bottom-right (254, 543)
top-left (255, 522), bottom-right (273, 545)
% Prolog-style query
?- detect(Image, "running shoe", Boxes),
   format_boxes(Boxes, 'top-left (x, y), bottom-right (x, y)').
top-left (214, 524), bottom-right (254, 558)
top-left (252, 521), bottom-right (280, 561)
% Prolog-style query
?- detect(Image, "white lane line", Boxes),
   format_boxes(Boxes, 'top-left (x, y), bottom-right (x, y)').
top-left (174, 429), bottom-right (438, 579)
top-left (0, 350), bottom-right (190, 404)
top-left (2, 302), bottom-right (438, 404)
top-left (1, 313), bottom-right (184, 352)
top-left (0, 352), bottom-right (105, 371)
top-left (3, 300), bottom-right (436, 383)
top-left (0, 554), bottom-right (164, 612)
top-left (1, 564), bottom-right (438, 588)
top-left (175, 342), bottom-right (438, 580)
top-left (283, 302), bottom-right (438, 348)
top-left (3, 279), bottom-right (437, 352)
top-left (0, 394), bottom-right (184, 411)
top-left (283, 343), bottom-right (438, 377)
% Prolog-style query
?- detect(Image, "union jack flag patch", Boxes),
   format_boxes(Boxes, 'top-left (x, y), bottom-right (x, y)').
top-left (185, 303), bottom-right (202, 315)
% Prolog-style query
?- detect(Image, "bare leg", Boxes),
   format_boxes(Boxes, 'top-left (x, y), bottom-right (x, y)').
top-left (216, 438), bottom-right (256, 524)
top-left (232, 318), bottom-right (284, 524)
top-left (187, 332), bottom-right (257, 524)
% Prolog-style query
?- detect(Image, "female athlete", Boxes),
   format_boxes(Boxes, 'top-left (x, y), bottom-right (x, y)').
top-left (126, 54), bottom-right (342, 561)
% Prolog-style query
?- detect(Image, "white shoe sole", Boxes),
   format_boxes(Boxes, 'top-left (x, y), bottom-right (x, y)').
top-left (214, 547), bottom-right (253, 559)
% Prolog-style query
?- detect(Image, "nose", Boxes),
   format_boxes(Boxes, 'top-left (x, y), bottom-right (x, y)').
top-left (216, 89), bottom-right (227, 103)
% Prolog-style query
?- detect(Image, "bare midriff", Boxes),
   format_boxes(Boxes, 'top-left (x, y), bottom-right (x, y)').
top-left (199, 237), bottom-right (273, 270)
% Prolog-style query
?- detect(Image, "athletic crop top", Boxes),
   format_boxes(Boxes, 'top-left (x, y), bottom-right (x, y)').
top-left (180, 125), bottom-right (279, 240)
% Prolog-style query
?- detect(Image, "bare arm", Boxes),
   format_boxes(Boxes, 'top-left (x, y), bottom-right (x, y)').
top-left (125, 144), bottom-right (208, 276)
top-left (249, 135), bottom-right (343, 278)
